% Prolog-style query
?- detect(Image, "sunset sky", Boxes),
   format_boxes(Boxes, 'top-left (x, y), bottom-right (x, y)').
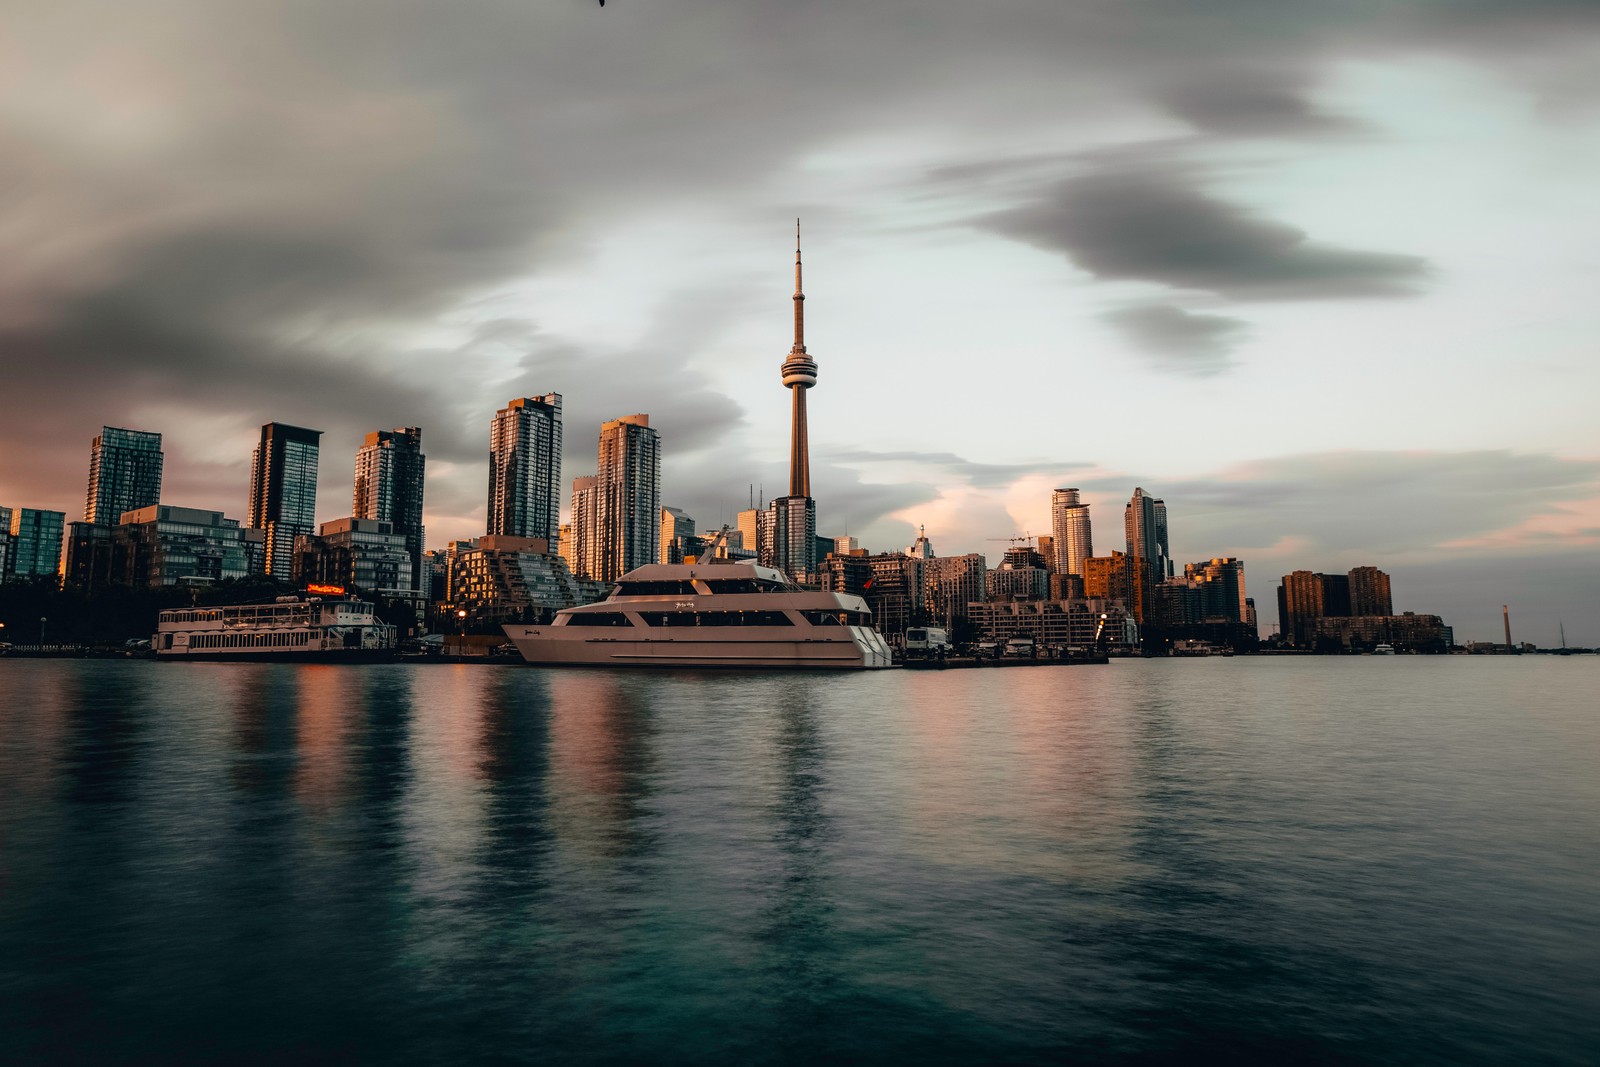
top-left (3, 1), bottom-right (1597, 642)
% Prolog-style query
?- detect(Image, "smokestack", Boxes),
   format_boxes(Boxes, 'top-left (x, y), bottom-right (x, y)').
top-left (1503, 605), bottom-right (1512, 651)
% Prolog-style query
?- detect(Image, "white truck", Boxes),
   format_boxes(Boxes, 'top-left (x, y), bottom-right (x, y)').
top-left (904, 626), bottom-right (953, 657)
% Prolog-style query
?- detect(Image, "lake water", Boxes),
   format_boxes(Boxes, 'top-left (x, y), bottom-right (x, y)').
top-left (1, 658), bottom-right (1596, 1064)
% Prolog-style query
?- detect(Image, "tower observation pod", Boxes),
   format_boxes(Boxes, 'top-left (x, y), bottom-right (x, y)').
top-left (781, 219), bottom-right (818, 498)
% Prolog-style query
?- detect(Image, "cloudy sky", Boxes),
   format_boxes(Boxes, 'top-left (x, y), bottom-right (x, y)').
top-left (3, 0), bottom-right (1598, 642)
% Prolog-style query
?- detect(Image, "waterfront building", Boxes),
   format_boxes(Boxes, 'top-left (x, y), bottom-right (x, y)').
top-left (1184, 557), bottom-right (1248, 624)
top-left (737, 507), bottom-right (770, 566)
top-left (293, 517), bottom-right (414, 594)
top-left (1348, 566), bottom-right (1393, 617)
top-left (1050, 488), bottom-right (1093, 577)
top-left (1320, 572), bottom-right (1352, 618)
top-left (1278, 570), bottom-right (1325, 647)
top-left (988, 545), bottom-right (1050, 601)
top-left (0, 508), bottom-right (10, 577)
top-left (569, 477), bottom-right (599, 580)
top-left (487, 393), bottom-right (562, 542)
top-left (660, 506), bottom-right (696, 565)
top-left (65, 505), bottom-right (259, 587)
top-left (771, 220), bottom-right (819, 582)
top-left (594, 414), bottom-right (661, 583)
top-left (4, 507), bottom-right (65, 581)
top-left (247, 422), bottom-right (321, 579)
top-left (834, 536), bottom-right (859, 556)
top-left (353, 427), bottom-right (426, 591)
top-left (444, 535), bottom-right (607, 627)
top-left (818, 552), bottom-right (873, 599)
top-left (768, 495), bottom-right (816, 585)
top-left (1083, 551), bottom-right (1131, 602)
top-left (967, 598), bottom-right (1139, 653)
top-left (85, 426), bottom-right (164, 526)
top-left (1313, 612), bottom-right (1450, 653)
top-left (923, 553), bottom-right (988, 627)
top-left (1049, 572), bottom-right (1086, 600)
top-left (1123, 488), bottom-right (1167, 623)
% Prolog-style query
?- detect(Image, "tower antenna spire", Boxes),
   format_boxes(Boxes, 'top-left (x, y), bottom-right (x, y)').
top-left (792, 218), bottom-right (805, 353)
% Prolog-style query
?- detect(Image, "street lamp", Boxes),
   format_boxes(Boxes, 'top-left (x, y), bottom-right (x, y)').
top-left (457, 609), bottom-right (468, 656)
top-left (40, 616), bottom-right (47, 649)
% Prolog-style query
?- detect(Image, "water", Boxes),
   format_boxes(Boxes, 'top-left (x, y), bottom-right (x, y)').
top-left (1, 658), bottom-right (1596, 1064)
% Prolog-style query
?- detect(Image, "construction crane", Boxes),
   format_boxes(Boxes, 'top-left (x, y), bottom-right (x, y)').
top-left (986, 535), bottom-right (1033, 546)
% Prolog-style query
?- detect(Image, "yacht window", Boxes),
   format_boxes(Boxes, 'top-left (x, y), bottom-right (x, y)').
top-left (565, 612), bottom-right (635, 627)
top-left (614, 580), bottom-right (699, 596)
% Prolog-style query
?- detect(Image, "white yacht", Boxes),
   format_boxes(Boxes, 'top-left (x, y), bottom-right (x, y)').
top-left (155, 595), bottom-right (397, 661)
top-left (501, 562), bottom-right (894, 669)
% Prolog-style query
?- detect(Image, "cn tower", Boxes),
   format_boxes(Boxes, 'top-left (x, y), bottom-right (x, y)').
top-left (781, 218), bottom-right (817, 497)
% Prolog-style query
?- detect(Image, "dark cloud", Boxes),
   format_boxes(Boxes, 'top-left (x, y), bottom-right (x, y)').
top-left (1156, 69), bottom-right (1359, 135)
top-left (3, 0), bottom-right (1597, 549)
top-left (1103, 302), bottom-right (1249, 375)
top-left (989, 171), bottom-right (1429, 300)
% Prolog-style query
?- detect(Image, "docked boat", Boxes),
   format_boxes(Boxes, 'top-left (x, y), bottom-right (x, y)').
top-left (1373, 643), bottom-right (1397, 655)
top-left (501, 562), bottom-right (894, 669)
top-left (154, 595), bottom-right (397, 661)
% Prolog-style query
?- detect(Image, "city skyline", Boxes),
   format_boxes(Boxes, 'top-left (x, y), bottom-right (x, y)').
top-left (2, 3), bottom-right (1598, 643)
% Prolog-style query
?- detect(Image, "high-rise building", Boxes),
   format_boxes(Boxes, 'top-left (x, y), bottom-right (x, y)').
top-left (1083, 551), bottom-right (1131, 603)
top-left (85, 426), bottom-right (164, 525)
top-left (1050, 488), bottom-right (1093, 577)
top-left (771, 220), bottom-right (820, 582)
top-left (834, 536), bottom-right (859, 556)
top-left (660, 506), bottom-right (696, 565)
top-left (0, 507), bottom-right (11, 578)
top-left (594, 415), bottom-right (660, 583)
top-left (569, 477), bottom-right (598, 580)
top-left (1123, 488), bottom-right (1167, 624)
top-left (354, 427), bottom-right (426, 591)
top-left (65, 505), bottom-right (258, 588)
top-left (247, 422), bottom-right (321, 579)
top-left (1278, 570), bottom-right (1325, 647)
top-left (4, 508), bottom-right (66, 581)
top-left (737, 507), bottom-right (769, 564)
top-left (488, 394), bottom-right (562, 542)
top-left (1184, 558), bottom-right (1248, 624)
top-left (1348, 566), bottom-right (1393, 616)
top-left (293, 517), bottom-right (414, 594)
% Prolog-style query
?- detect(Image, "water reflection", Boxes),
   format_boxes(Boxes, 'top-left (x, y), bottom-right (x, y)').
top-left (546, 672), bottom-right (659, 865)
top-left (758, 680), bottom-right (842, 1056)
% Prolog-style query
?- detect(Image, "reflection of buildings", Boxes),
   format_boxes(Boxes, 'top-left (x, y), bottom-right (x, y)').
top-left (353, 427), bottom-right (426, 592)
top-left (488, 394), bottom-right (562, 542)
top-left (85, 426), bottom-right (164, 526)
top-left (547, 674), bottom-right (654, 862)
top-left (248, 422), bottom-right (322, 579)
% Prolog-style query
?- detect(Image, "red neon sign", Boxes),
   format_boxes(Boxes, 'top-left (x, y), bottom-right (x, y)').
top-left (306, 583), bottom-right (346, 596)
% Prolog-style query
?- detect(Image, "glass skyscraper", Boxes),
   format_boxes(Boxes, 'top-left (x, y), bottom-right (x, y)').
top-left (354, 427), bottom-right (426, 591)
top-left (1050, 488), bottom-right (1093, 578)
top-left (85, 426), bottom-right (164, 525)
top-left (594, 415), bottom-right (660, 583)
top-left (4, 507), bottom-right (66, 580)
top-left (247, 422), bottom-right (322, 580)
top-left (488, 394), bottom-right (562, 542)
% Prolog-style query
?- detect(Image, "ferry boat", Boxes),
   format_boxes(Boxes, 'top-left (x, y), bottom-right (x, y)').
top-left (501, 562), bottom-right (894, 669)
top-left (154, 595), bottom-right (397, 661)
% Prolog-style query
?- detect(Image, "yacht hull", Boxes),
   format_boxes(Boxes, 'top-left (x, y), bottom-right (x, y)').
top-left (502, 627), bottom-right (894, 669)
